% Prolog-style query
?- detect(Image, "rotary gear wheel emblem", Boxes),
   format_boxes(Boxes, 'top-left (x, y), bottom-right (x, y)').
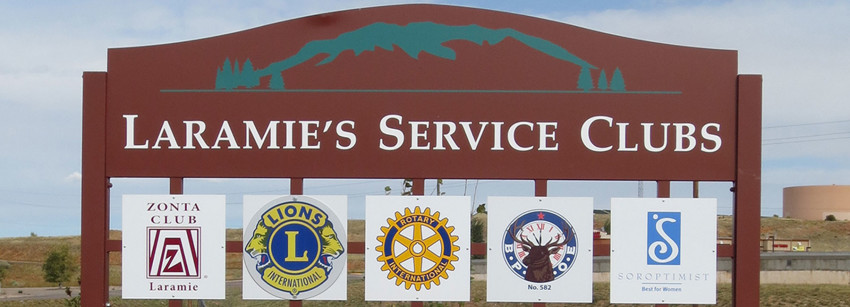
top-left (376, 206), bottom-right (459, 291)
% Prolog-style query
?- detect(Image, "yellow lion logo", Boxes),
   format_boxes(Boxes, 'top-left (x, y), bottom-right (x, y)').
top-left (245, 220), bottom-right (344, 273)
top-left (317, 222), bottom-right (344, 272)
top-left (245, 221), bottom-right (271, 270)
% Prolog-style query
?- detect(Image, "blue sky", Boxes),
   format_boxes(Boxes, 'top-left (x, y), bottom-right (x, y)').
top-left (1, 0), bottom-right (848, 237)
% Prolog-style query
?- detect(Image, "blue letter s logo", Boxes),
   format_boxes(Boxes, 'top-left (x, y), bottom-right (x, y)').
top-left (647, 212), bottom-right (681, 265)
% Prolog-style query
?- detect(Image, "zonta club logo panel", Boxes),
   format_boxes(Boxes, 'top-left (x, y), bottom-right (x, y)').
top-left (122, 195), bottom-right (226, 299)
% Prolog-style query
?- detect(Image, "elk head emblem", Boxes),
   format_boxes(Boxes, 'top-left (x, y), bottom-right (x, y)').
top-left (508, 219), bottom-right (574, 283)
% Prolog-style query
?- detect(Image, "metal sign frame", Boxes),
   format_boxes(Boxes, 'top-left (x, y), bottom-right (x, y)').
top-left (81, 4), bottom-right (761, 306)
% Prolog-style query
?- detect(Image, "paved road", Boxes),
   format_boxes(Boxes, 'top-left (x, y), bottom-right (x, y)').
top-left (0, 286), bottom-right (86, 301)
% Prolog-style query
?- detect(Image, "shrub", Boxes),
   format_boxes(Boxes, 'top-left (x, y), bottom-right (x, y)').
top-left (42, 245), bottom-right (76, 287)
top-left (0, 260), bottom-right (10, 283)
top-left (470, 218), bottom-right (485, 259)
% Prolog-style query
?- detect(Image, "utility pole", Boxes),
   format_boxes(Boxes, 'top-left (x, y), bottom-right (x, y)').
top-left (638, 181), bottom-right (644, 198)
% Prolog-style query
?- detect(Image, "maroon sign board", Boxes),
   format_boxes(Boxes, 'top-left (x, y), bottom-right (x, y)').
top-left (82, 4), bottom-right (761, 305)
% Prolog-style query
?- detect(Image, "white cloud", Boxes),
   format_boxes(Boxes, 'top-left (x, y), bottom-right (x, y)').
top-left (64, 171), bottom-right (82, 183)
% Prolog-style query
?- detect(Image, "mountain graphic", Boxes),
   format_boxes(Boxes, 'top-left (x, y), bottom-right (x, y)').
top-left (215, 21), bottom-right (604, 91)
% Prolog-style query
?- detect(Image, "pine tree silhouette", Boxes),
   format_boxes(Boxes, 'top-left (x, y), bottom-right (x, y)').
top-left (577, 67), bottom-right (594, 92)
top-left (611, 67), bottom-right (626, 92)
top-left (598, 69), bottom-right (609, 91)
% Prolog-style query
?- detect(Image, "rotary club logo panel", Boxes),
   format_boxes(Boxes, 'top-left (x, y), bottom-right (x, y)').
top-left (242, 195), bottom-right (348, 300)
top-left (365, 196), bottom-right (470, 301)
top-left (486, 197), bottom-right (593, 303)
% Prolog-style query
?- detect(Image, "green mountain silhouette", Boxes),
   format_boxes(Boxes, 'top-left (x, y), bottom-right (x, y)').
top-left (216, 21), bottom-right (598, 90)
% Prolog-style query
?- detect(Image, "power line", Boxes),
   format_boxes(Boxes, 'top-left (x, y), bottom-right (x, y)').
top-left (764, 119), bottom-right (850, 129)
top-left (763, 131), bottom-right (850, 142)
top-left (761, 119), bottom-right (850, 145)
top-left (763, 135), bottom-right (850, 146)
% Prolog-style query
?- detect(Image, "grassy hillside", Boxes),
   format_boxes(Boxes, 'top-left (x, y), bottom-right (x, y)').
top-left (1, 216), bottom-right (848, 288)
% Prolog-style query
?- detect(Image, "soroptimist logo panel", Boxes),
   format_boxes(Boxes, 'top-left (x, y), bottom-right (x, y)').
top-left (242, 195), bottom-right (347, 300)
top-left (121, 195), bottom-right (226, 299)
top-left (365, 196), bottom-right (470, 301)
top-left (610, 198), bottom-right (716, 304)
top-left (486, 197), bottom-right (593, 303)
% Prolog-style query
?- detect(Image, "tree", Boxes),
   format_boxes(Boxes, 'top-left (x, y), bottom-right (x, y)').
top-left (435, 179), bottom-right (445, 196)
top-left (42, 245), bottom-right (76, 288)
top-left (215, 58), bottom-right (234, 90)
top-left (470, 218), bottom-right (485, 244)
top-left (242, 59), bottom-right (260, 88)
top-left (597, 69), bottom-right (609, 91)
top-left (270, 72), bottom-right (285, 90)
top-left (577, 67), bottom-right (594, 91)
top-left (825, 214), bottom-right (837, 221)
top-left (610, 67), bottom-right (626, 92)
top-left (384, 178), bottom-right (414, 196)
top-left (0, 260), bottom-right (10, 285)
top-left (470, 217), bottom-right (486, 259)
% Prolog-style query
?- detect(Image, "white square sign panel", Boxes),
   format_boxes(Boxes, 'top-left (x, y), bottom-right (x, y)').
top-left (610, 198), bottom-right (717, 304)
top-left (486, 197), bottom-right (593, 303)
top-left (242, 195), bottom-right (347, 300)
top-left (122, 194), bottom-right (226, 299)
top-left (364, 196), bottom-right (471, 301)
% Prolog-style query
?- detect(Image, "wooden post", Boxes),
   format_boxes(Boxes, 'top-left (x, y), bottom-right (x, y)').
top-left (657, 181), bottom-right (670, 198)
top-left (655, 180), bottom-right (670, 307)
top-left (533, 179), bottom-right (547, 307)
top-left (733, 75), bottom-right (762, 306)
top-left (290, 178), bottom-right (304, 307)
top-left (169, 178), bottom-right (184, 307)
top-left (80, 72), bottom-right (110, 306)
top-left (693, 181), bottom-right (700, 198)
top-left (411, 179), bottom-right (426, 307)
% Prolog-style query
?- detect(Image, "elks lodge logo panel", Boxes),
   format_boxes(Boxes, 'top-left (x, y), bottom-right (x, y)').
top-left (502, 209), bottom-right (578, 283)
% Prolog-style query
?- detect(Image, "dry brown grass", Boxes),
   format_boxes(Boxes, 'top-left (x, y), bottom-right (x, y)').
top-left (0, 235), bottom-right (81, 288)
